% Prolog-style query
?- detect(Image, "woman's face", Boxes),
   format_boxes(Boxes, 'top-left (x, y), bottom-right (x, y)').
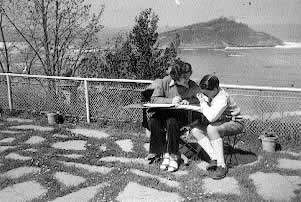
top-left (178, 71), bottom-right (192, 83)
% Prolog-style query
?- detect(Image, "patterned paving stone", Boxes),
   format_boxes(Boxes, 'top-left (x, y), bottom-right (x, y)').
top-left (115, 139), bottom-right (133, 152)
top-left (54, 172), bottom-right (86, 187)
top-left (58, 161), bottom-right (113, 174)
top-left (9, 125), bottom-right (54, 131)
top-left (249, 172), bottom-right (301, 201)
top-left (6, 118), bottom-right (34, 123)
top-left (53, 134), bottom-right (69, 138)
top-left (172, 170), bottom-right (189, 176)
top-left (69, 128), bottom-right (109, 139)
top-left (0, 181), bottom-right (47, 202)
top-left (50, 182), bottom-right (108, 202)
top-left (277, 158), bottom-right (301, 170)
top-left (130, 169), bottom-right (180, 188)
top-left (99, 144), bottom-right (107, 151)
top-left (1, 166), bottom-right (41, 179)
top-left (24, 148), bottom-right (38, 152)
top-left (52, 140), bottom-right (87, 150)
top-left (0, 130), bottom-right (23, 134)
top-left (100, 156), bottom-right (149, 165)
top-left (143, 143), bottom-right (149, 152)
top-left (60, 154), bottom-right (83, 159)
top-left (0, 146), bottom-right (15, 153)
top-left (25, 136), bottom-right (45, 144)
top-left (5, 152), bottom-right (32, 161)
top-left (116, 182), bottom-right (183, 202)
top-left (280, 150), bottom-right (301, 157)
top-left (202, 177), bottom-right (240, 195)
top-left (0, 137), bottom-right (15, 143)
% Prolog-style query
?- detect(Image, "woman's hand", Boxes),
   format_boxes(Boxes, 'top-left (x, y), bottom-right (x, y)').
top-left (180, 100), bottom-right (190, 105)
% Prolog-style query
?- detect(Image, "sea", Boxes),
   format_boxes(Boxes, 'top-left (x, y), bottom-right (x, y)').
top-left (179, 42), bottom-right (301, 88)
top-left (179, 24), bottom-right (301, 88)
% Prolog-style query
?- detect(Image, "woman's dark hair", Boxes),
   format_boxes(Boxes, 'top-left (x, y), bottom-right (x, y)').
top-left (167, 58), bottom-right (192, 81)
top-left (199, 74), bottom-right (219, 90)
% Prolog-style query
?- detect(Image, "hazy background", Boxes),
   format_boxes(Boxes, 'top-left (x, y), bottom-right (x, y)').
top-left (88, 0), bottom-right (301, 28)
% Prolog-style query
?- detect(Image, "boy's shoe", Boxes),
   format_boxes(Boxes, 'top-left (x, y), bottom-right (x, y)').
top-left (211, 166), bottom-right (228, 180)
top-left (206, 160), bottom-right (217, 171)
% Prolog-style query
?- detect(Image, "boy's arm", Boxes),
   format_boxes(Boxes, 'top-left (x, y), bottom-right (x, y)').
top-left (200, 96), bottom-right (228, 122)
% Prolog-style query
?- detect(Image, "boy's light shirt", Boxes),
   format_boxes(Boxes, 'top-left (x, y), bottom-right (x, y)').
top-left (200, 89), bottom-right (229, 122)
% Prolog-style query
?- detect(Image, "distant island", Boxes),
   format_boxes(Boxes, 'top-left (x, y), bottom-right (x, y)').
top-left (158, 17), bottom-right (283, 49)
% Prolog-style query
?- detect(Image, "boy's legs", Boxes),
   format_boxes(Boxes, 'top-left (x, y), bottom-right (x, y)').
top-left (190, 126), bottom-right (217, 163)
top-left (207, 120), bottom-right (244, 179)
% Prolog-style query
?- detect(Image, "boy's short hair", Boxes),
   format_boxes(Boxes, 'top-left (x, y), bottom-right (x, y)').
top-left (199, 74), bottom-right (219, 90)
top-left (167, 58), bottom-right (192, 81)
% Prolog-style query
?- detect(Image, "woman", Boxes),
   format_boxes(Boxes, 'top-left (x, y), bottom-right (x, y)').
top-left (147, 59), bottom-right (200, 172)
top-left (191, 74), bottom-right (244, 179)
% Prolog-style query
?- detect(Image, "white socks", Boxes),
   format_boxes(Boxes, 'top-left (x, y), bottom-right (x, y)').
top-left (211, 138), bottom-right (226, 168)
top-left (198, 137), bottom-right (217, 160)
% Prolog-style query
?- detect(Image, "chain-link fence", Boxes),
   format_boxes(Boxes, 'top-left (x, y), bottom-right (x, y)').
top-left (0, 73), bottom-right (300, 144)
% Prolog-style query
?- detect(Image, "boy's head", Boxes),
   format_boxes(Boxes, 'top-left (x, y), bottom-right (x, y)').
top-left (199, 74), bottom-right (220, 97)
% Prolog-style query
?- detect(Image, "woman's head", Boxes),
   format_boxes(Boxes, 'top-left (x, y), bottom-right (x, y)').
top-left (167, 59), bottom-right (192, 81)
top-left (199, 74), bottom-right (220, 97)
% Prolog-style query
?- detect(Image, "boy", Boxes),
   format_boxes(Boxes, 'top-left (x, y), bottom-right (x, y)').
top-left (191, 74), bottom-right (244, 179)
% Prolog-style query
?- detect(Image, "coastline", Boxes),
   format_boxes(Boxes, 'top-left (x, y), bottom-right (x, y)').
top-left (178, 41), bottom-right (301, 51)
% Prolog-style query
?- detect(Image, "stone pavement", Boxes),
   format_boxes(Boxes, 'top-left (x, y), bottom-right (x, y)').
top-left (0, 118), bottom-right (300, 201)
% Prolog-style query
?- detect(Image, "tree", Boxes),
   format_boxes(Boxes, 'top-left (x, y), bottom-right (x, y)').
top-left (79, 8), bottom-right (178, 80)
top-left (0, 6), bottom-right (11, 73)
top-left (1, 0), bottom-right (104, 76)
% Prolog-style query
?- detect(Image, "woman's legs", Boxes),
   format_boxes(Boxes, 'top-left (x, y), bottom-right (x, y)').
top-left (148, 116), bottom-right (166, 157)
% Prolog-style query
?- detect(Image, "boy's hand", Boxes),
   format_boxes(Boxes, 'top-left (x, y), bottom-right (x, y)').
top-left (196, 93), bottom-right (207, 104)
top-left (172, 96), bottom-right (182, 105)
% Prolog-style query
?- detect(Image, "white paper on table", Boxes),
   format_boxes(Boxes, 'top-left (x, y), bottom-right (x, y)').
top-left (175, 104), bottom-right (201, 112)
top-left (143, 103), bottom-right (175, 108)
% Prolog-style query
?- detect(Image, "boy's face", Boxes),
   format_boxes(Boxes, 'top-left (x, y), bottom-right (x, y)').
top-left (201, 88), bottom-right (218, 98)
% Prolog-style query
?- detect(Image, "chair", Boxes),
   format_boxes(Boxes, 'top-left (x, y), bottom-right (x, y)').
top-left (224, 128), bottom-right (246, 167)
top-left (178, 122), bottom-right (246, 167)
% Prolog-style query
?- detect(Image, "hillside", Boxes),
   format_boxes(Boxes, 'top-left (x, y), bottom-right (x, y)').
top-left (158, 18), bottom-right (283, 49)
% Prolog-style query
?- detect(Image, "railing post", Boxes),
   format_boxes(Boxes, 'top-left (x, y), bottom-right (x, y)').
top-left (84, 80), bottom-right (90, 123)
top-left (6, 74), bottom-right (13, 111)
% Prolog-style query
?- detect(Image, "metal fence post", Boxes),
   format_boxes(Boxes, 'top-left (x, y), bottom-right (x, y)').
top-left (84, 79), bottom-right (90, 123)
top-left (6, 74), bottom-right (13, 111)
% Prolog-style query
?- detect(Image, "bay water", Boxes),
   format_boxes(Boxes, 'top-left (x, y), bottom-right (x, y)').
top-left (180, 42), bottom-right (301, 88)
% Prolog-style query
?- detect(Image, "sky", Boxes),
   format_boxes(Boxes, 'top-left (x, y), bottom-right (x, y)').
top-left (88, 0), bottom-right (301, 28)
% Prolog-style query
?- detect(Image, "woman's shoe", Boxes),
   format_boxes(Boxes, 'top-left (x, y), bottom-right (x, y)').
top-left (145, 153), bottom-right (161, 164)
top-left (167, 155), bottom-right (179, 172)
top-left (160, 153), bottom-right (170, 171)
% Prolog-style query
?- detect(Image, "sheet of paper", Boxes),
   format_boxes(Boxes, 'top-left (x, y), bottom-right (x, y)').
top-left (143, 103), bottom-right (175, 108)
top-left (175, 105), bottom-right (201, 112)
